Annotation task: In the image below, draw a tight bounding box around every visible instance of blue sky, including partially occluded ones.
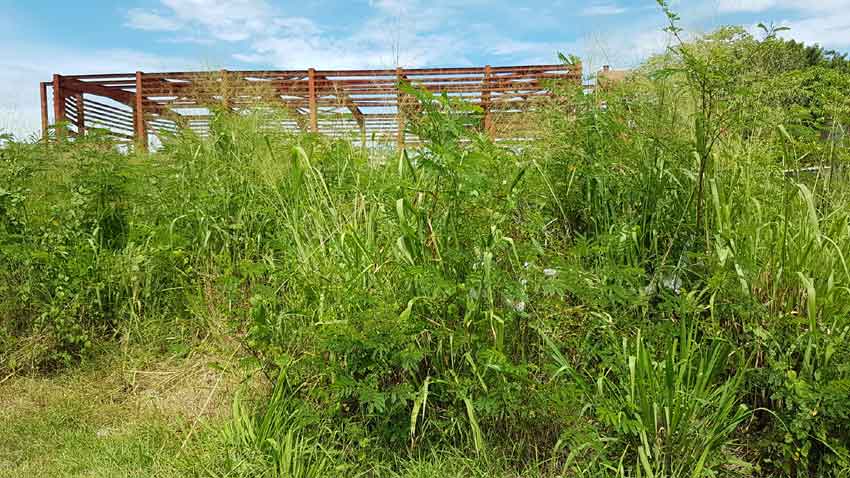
[2,0,849,138]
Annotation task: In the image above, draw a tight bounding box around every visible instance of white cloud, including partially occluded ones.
[581,3,627,16]
[123,0,411,68]
[272,17,322,37]
[577,27,675,74]
[369,0,415,16]
[630,29,675,59]
[713,0,850,50]
[125,0,316,43]
[716,0,779,13]
[236,26,466,70]
[778,12,850,49]
[488,39,578,65]
[125,0,469,69]
[235,37,396,69]
[118,0,658,77]
[717,0,850,13]
[125,9,183,31]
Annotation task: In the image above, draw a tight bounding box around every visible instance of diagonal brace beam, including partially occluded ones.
[60,77,135,105]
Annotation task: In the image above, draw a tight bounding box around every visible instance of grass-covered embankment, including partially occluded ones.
[2,17,850,478]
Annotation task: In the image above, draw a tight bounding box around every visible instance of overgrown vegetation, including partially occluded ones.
[2,7,850,477]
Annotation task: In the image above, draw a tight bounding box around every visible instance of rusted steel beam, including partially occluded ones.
[141,78,303,94]
[65,73,136,80]
[308,68,318,132]
[291,84,552,96]
[134,71,148,152]
[142,70,308,80]
[483,65,492,136]
[52,75,66,140]
[93,80,140,87]
[40,82,49,141]
[324,71,572,82]
[219,69,234,111]
[74,94,85,136]
[60,77,135,105]
[396,67,406,149]
[138,80,563,99]
[314,64,573,76]
[136,65,575,78]
[63,65,577,83]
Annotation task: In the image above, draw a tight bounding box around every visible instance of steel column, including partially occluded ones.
[40,82,49,141]
[52,74,65,140]
[396,67,405,149]
[308,68,318,133]
[483,65,492,137]
[134,71,148,151]
[74,94,85,136]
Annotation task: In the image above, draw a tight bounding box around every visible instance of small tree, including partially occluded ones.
[655,1,788,241]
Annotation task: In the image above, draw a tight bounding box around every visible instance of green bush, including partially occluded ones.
[2,13,850,477]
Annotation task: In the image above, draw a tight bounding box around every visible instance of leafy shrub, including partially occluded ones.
[220,370,332,478]
[2,11,850,477]
[545,322,749,477]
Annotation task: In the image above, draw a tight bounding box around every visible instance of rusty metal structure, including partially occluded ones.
[40,63,581,150]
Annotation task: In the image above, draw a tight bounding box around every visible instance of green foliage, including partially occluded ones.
[0,136,140,366]
[2,14,850,478]
[220,371,332,478]
[604,325,749,476]
[545,322,750,477]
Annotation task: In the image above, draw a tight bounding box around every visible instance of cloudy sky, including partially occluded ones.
[1,0,849,138]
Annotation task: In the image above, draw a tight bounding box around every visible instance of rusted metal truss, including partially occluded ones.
[41,63,581,150]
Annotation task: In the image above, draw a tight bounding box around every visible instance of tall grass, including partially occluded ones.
[2,20,850,478]
[221,371,331,478]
